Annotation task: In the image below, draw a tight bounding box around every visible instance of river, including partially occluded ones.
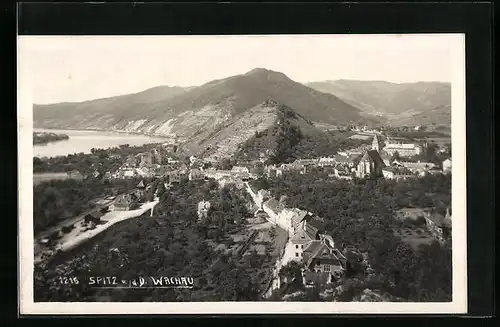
[33,128,168,158]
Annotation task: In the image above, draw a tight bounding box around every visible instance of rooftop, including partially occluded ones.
[360,150,386,167]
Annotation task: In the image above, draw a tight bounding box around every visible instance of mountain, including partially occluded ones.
[184,99,361,163]
[234,101,336,163]
[306,80,451,122]
[389,104,451,133]
[33,68,379,141]
[33,85,189,128]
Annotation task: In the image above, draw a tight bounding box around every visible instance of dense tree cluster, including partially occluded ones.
[269,171,452,301]
[34,179,272,302]
[33,179,118,234]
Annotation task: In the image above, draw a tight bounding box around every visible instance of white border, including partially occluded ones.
[18,34,467,315]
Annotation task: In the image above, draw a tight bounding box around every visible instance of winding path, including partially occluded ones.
[243,181,289,298]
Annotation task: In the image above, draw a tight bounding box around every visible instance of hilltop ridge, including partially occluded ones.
[34,68,378,144]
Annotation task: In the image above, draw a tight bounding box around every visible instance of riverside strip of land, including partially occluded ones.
[33,132,69,145]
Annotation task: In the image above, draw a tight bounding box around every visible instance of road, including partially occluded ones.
[35,195,120,241]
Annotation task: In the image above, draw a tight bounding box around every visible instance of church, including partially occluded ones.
[355,135,386,178]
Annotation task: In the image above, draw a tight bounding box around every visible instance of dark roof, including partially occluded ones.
[290,209,309,226]
[303,241,343,268]
[306,217,326,232]
[86,211,104,220]
[115,193,135,205]
[363,150,386,167]
[334,155,351,163]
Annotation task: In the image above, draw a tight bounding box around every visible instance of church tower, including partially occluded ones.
[371,135,380,152]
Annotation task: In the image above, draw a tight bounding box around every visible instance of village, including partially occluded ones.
[35,126,452,298]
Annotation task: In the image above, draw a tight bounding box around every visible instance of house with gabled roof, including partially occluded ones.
[302,238,347,285]
[289,228,316,262]
[84,211,104,225]
[294,158,319,167]
[355,149,386,178]
[318,156,336,167]
[395,207,433,221]
[303,217,324,240]
[168,170,184,184]
[334,154,357,169]
[424,211,452,244]
[382,166,415,180]
[285,208,309,235]
[189,168,205,181]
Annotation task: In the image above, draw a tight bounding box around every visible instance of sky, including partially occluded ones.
[18,34,460,104]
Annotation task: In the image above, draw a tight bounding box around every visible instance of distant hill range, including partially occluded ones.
[306,80,451,128]
[34,68,376,137]
[33,69,450,159]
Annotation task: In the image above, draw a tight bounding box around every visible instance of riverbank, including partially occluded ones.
[33,128,170,158]
[33,131,69,145]
[33,172,72,186]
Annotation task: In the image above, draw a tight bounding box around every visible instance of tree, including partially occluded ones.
[268,227,277,240]
[424,142,439,162]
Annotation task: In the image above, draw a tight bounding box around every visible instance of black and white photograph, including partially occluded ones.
[18,34,466,314]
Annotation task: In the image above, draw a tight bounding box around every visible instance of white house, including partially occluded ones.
[382,167,415,181]
[318,157,336,167]
[231,166,250,174]
[382,139,422,157]
[442,158,452,173]
[197,200,211,221]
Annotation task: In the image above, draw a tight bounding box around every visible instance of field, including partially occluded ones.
[33,172,71,185]
[394,226,435,250]
[348,134,373,140]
